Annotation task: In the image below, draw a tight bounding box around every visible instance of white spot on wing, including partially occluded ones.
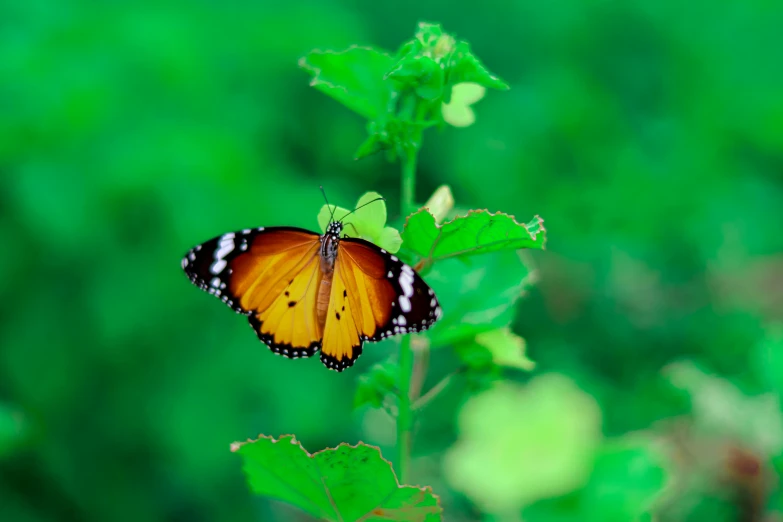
[397,315,406,326]
[210,277,221,287]
[210,232,235,274]
[399,296,411,312]
[399,267,415,298]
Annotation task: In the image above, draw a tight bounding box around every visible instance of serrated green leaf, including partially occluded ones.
[317,191,401,253]
[444,41,509,98]
[234,435,442,521]
[424,250,536,348]
[299,46,396,120]
[355,361,398,409]
[402,209,546,265]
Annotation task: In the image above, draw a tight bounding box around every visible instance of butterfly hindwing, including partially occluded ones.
[182,227,323,358]
[320,238,442,371]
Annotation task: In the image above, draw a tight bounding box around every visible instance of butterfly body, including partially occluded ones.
[182,221,441,371]
[316,222,341,330]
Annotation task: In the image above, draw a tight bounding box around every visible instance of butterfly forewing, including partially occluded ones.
[182,227,324,358]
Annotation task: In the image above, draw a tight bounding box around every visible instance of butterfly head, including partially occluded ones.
[325,221,343,238]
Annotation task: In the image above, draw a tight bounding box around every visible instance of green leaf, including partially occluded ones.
[317,191,402,253]
[441,83,486,128]
[444,375,602,514]
[401,209,546,265]
[233,435,442,521]
[354,118,436,161]
[580,438,667,522]
[299,46,396,120]
[475,327,536,371]
[421,185,455,224]
[424,250,536,349]
[355,361,398,409]
[444,41,509,100]
[386,56,445,100]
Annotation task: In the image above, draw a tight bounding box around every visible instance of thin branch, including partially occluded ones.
[412,369,464,411]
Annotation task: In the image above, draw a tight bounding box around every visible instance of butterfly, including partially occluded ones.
[180,201,442,372]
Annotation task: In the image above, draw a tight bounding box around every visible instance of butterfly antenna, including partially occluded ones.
[338,197,385,223]
[320,185,336,223]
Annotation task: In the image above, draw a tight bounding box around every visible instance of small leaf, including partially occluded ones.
[233,435,442,521]
[386,55,445,100]
[354,131,387,160]
[378,227,403,254]
[355,361,398,409]
[422,185,455,224]
[475,327,536,371]
[441,82,486,127]
[353,118,436,161]
[317,191,402,253]
[402,209,546,265]
[444,41,509,99]
[414,22,448,49]
[300,46,396,120]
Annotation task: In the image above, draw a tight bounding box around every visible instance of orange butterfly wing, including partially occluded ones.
[320,238,442,371]
[182,227,324,358]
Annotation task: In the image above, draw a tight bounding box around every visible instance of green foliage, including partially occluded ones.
[300,21,508,161]
[401,209,546,266]
[441,83,486,127]
[443,375,602,515]
[579,439,667,522]
[299,47,395,120]
[4,1,783,521]
[234,435,442,521]
[425,250,537,348]
[355,361,398,409]
[0,403,26,459]
[387,22,509,102]
[317,191,402,252]
[475,327,536,371]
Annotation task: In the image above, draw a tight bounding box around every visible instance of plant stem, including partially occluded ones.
[401,144,417,217]
[396,145,418,484]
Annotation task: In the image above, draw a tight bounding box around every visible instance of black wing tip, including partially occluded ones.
[248,315,321,359]
[320,345,363,372]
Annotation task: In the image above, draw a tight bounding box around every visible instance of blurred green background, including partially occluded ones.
[2,1,783,521]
